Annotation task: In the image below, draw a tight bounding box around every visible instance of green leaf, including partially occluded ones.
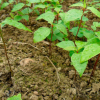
[95,31,100,39]
[1,2,9,10]
[33,27,51,43]
[83,28,95,39]
[12,3,25,12]
[36,11,55,24]
[27,0,40,3]
[71,53,88,77]
[75,41,86,50]
[70,27,84,37]
[81,44,100,63]
[14,15,22,21]
[21,8,32,14]
[55,24,68,35]
[87,7,100,18]
[70,2,84,7]
[22,15,29,21]
[60,9,83,23]
[7,93,22,100]
[91,22,100,30]
[9,0,14,3]
[2,18,32,32]
[86,37,100,45]
[56,41,76,51]
[34,4,46,9]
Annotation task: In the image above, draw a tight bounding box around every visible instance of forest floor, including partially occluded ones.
[0,0,100,100]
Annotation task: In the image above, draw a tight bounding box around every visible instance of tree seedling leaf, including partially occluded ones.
[95,31,100,39]
[12,3,25,12]
[2,18,32,32]
[55,24,68,35]
[1,2,9,10]
[56,41,76,51]
[36,11,55,24]
[71,53,88,77]
[7,93,22,100]
[81,44,100,63]
[33,27,51,43]
[87,7,100,18]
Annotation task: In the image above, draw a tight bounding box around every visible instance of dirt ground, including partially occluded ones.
[0,0,100,100]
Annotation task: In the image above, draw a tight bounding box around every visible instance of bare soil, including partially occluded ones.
[0,0,100,100]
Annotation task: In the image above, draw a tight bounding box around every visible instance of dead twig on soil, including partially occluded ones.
[45,56,60,85]
[11,42,40,51]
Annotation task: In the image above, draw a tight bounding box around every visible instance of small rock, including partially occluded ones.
[70,80,73,85]
[44,72,48,76]
[44,96,49,100]
[29,94,38,100]
[33,91,38,95]
[71,88,76,95]
[0,90,4,97]
[69,70,75,79]
[80,81,87,88]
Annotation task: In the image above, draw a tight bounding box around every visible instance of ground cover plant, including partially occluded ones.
[0,0,100,99]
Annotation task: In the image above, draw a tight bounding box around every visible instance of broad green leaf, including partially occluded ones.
[91,22,100,30]
[33,27,51,43]
[83,28,95,39]
[47,29,64,41]
[27,0,40,3]
[56,41,76,51]
[70,27,84,37]
[14,15,22,21]
[81,44,100,63]
[95,31,100,39]
[7,93,22,100]
[70,2,84,7]
[34,4,46,9]
[60,9,83,23]
[75,41,86,50]
[12,3,25,12]
[71,53,88,77]
[86,37,100,45]
[36,11,55,24]
[21,8,32,14]
[76,16,88,21]
[1,2,9,10]
[55,24,68,35]
[87,7,100,18]
[2,18,32,32]
[9,0,14,3]
[22,15,29,21]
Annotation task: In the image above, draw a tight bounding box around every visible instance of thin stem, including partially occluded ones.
[0,28,13,77]
[88,54,100,84]
[73,8,85,80]
[49,24,53,55]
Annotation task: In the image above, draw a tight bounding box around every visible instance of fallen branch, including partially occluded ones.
[12,42,40,51]
[45,56,60,85]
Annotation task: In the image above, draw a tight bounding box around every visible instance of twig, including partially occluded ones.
[12,42,40,51]
[45,56,60,84]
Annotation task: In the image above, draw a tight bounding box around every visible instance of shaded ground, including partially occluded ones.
[0,0,100,100]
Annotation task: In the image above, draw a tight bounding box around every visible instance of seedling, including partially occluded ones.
[57,0,100,83]
[33,0,67,54]
[0,16,32,86]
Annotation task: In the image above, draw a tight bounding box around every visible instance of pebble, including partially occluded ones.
[33,91,38,95]
[69,70,75,79]
[29,94,38,100]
